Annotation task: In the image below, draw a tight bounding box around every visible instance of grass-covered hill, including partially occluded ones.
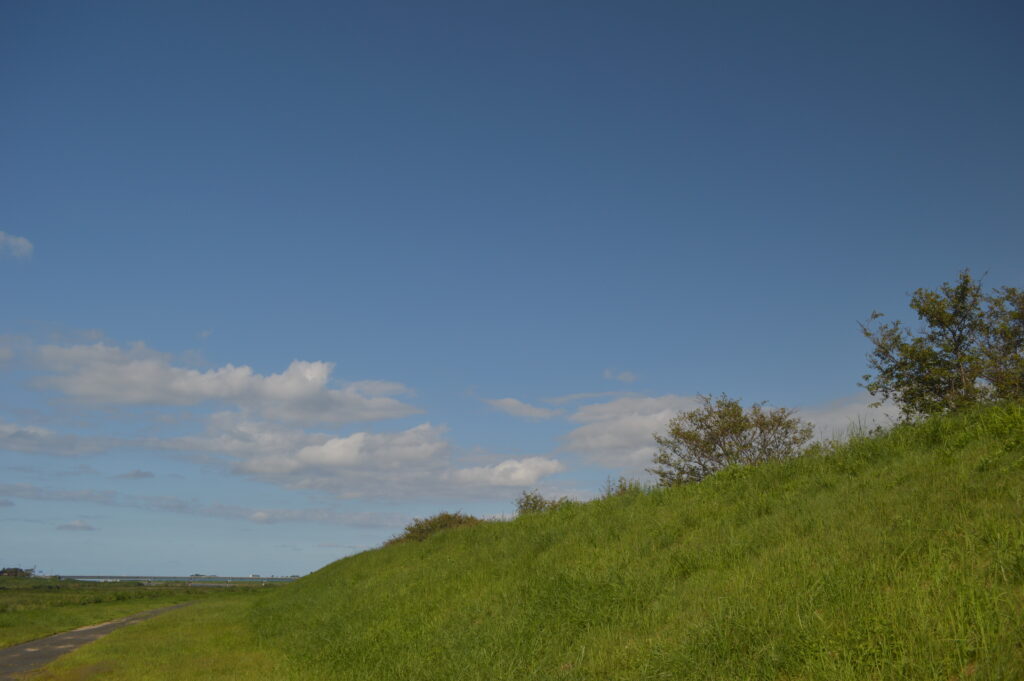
[35,402,1024,681]
[246,402,1024,681]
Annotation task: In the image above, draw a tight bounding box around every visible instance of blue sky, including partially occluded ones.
[2,0,1022,576]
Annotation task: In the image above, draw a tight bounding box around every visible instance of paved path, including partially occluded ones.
[0,603,191,680]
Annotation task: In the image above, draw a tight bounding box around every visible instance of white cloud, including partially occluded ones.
[797,393,901,440]
[240,423,449,476]
[57,519,96,531]
[0,231,33,258]
[34,342,419,425]
[162,412,331,459]
[0,419,112,456]
[451,457,564,486]
[564,395,702,467]
[165,413,565,497]
[602,369,637,383]
[543,391,622,405]
[484,397,561,420]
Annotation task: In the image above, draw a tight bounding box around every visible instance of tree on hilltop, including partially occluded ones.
[861,270,1024,419]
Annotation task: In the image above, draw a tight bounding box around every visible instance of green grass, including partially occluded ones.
[29,402,1024,680]
[31,598,291,681]
[0,577,269,648]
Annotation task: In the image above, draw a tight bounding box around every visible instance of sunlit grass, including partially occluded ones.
[0,579,265,648]
[30,599,292,681]
[32,402,1024,680]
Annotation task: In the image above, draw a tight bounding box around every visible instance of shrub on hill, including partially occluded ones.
[384,511,481,546]
[514,489,575,515]
[648,393,814,485]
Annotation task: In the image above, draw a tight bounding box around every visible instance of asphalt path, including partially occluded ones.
[0,603,192,680]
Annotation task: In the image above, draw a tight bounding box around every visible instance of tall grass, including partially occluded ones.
[35,402,1024,680]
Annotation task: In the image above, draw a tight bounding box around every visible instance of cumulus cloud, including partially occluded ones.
[484,397,561,420]
[33,342,419,425]
[0,419,113,456]
[451,457,564,486]
[563,395,702,467]
[238,423,449,477]
[57,519,96,531]
[162,415,562,498]
[602,369,637,383]
[0,232,33,258]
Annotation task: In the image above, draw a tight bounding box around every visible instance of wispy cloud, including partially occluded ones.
[484,397,561,420]
[0,483,405,528]
[602,369,637,383]
[796,393,901,439]
[543,391,622,405]
[0,419,114,456]
[0,232,33,259]
[451,457,564,486]
[157,412,331,458]
[57,519,96,531]
[32,342,419,425]
[563,395,702,468]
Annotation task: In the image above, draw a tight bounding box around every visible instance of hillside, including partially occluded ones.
[246,402,1024,681]
[30,403,1024,681]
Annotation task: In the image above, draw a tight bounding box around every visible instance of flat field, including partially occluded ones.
[0,577,272,648]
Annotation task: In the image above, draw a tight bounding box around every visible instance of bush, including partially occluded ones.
[0,567,35,578]
[514,489,574,515]
[648,394,814,485]
[384,512,480,546]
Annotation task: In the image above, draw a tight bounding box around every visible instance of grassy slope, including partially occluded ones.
[40,403,1024,680]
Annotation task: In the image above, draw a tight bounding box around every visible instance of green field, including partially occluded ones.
[0,577,271,648]
[21,402,1024,680]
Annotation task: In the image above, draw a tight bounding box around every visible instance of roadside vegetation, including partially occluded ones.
[0,576,273,648]
[19,270,1024,679]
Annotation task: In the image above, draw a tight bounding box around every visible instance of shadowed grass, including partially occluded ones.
[31,402,1024,680]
